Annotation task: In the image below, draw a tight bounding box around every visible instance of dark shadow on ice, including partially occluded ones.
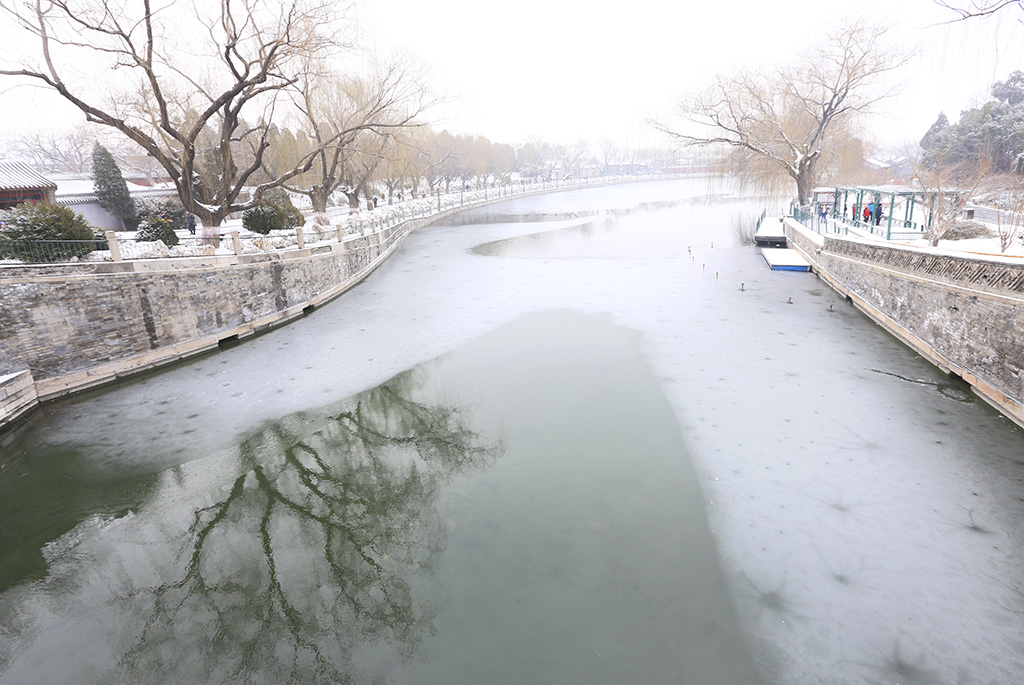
[859,633,942,685]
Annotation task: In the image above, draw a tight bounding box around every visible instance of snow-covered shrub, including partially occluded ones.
[244,188,304,234]
[136,216,180,246]
[242,204,280,235]
[137,197,187,232]
[945,220,993,240]
[0,202,97,262]
[263,188,304,228]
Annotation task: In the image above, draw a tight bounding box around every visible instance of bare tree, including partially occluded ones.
[0,0,347,226]
[4,123,101,173]
[341,129,389,210]
[934,1,1023,20]
[392,126,440,199]
[286,57,428,213]
[428,130,464,194]
[653,20,907,206]
[371,132,407,204]
[559,140,590,179]
[915,156,989,246]
[598,138,623,175]
[993,178,1024,252]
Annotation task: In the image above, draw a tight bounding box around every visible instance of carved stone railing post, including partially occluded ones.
[105,231,122,262]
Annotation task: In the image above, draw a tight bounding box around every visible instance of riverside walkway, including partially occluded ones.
[1,176,656,265]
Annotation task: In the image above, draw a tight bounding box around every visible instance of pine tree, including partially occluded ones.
[92,142,138,230]
[919,113,949,152]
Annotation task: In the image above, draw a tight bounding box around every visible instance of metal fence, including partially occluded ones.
[754,209,767,232]
[855,220,928,242]
[791,207,850,237]
[0,238,105,263]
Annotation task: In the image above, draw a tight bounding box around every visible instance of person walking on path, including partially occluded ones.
[186,211,196,235]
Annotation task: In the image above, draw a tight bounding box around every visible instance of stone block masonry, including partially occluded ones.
[0,210,447,430]
[0,370,38,436]
[784,219,1024,429]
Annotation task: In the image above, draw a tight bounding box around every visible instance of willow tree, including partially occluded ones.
[0,0,345,226]
[654,20,906,206]
[286,58,428,213]
[375,130,420,204]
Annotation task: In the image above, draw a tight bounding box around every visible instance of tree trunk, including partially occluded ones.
[191,205,227,228]
[795,158,816,207]
[310,185,329,214]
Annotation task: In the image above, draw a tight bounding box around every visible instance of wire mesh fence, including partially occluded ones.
[0,238,107,263]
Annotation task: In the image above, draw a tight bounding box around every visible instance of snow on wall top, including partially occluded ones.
[0,160,57,192]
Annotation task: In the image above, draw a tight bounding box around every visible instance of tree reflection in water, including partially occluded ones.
[118,370,502,683]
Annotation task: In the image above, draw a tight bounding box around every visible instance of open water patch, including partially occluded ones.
[0,309,761,684]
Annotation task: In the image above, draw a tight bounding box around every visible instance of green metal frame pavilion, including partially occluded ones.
[814,185,968,241]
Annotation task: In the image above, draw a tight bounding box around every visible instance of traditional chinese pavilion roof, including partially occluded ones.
[0,161,57,192]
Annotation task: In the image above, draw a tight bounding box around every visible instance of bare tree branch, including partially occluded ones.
[0,0,346,226]
[933,0,1023,22]
[651,19,908,205]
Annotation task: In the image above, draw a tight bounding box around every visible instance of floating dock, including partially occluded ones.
[761,248,811,272]
[754,217,788,247]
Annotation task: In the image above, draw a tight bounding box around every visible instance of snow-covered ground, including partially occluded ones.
[902,234,1024,258]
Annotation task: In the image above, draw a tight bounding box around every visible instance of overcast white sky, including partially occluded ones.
[357,0,1024,152]
[0,0,1020,155]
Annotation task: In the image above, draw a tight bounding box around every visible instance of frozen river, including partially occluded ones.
[2,179,1024,683]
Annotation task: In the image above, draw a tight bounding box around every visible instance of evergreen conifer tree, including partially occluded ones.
[92,142,138,230]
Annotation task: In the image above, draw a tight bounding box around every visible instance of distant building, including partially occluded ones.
[0,161,57,209]
[51,172,178,230]
[662,161,713,174]
[865,156,915,184]
[602,163,649,176]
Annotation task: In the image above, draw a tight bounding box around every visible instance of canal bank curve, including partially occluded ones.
[0,178,649,432]
[784,218,1024,430]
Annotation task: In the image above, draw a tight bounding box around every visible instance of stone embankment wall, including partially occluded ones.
[0,208,455,431]
[1,177,668,432]
[0,371,37,441]
[784,218,1024,428]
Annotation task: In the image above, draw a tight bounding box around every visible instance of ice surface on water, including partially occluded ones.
[3,179,1024,683]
